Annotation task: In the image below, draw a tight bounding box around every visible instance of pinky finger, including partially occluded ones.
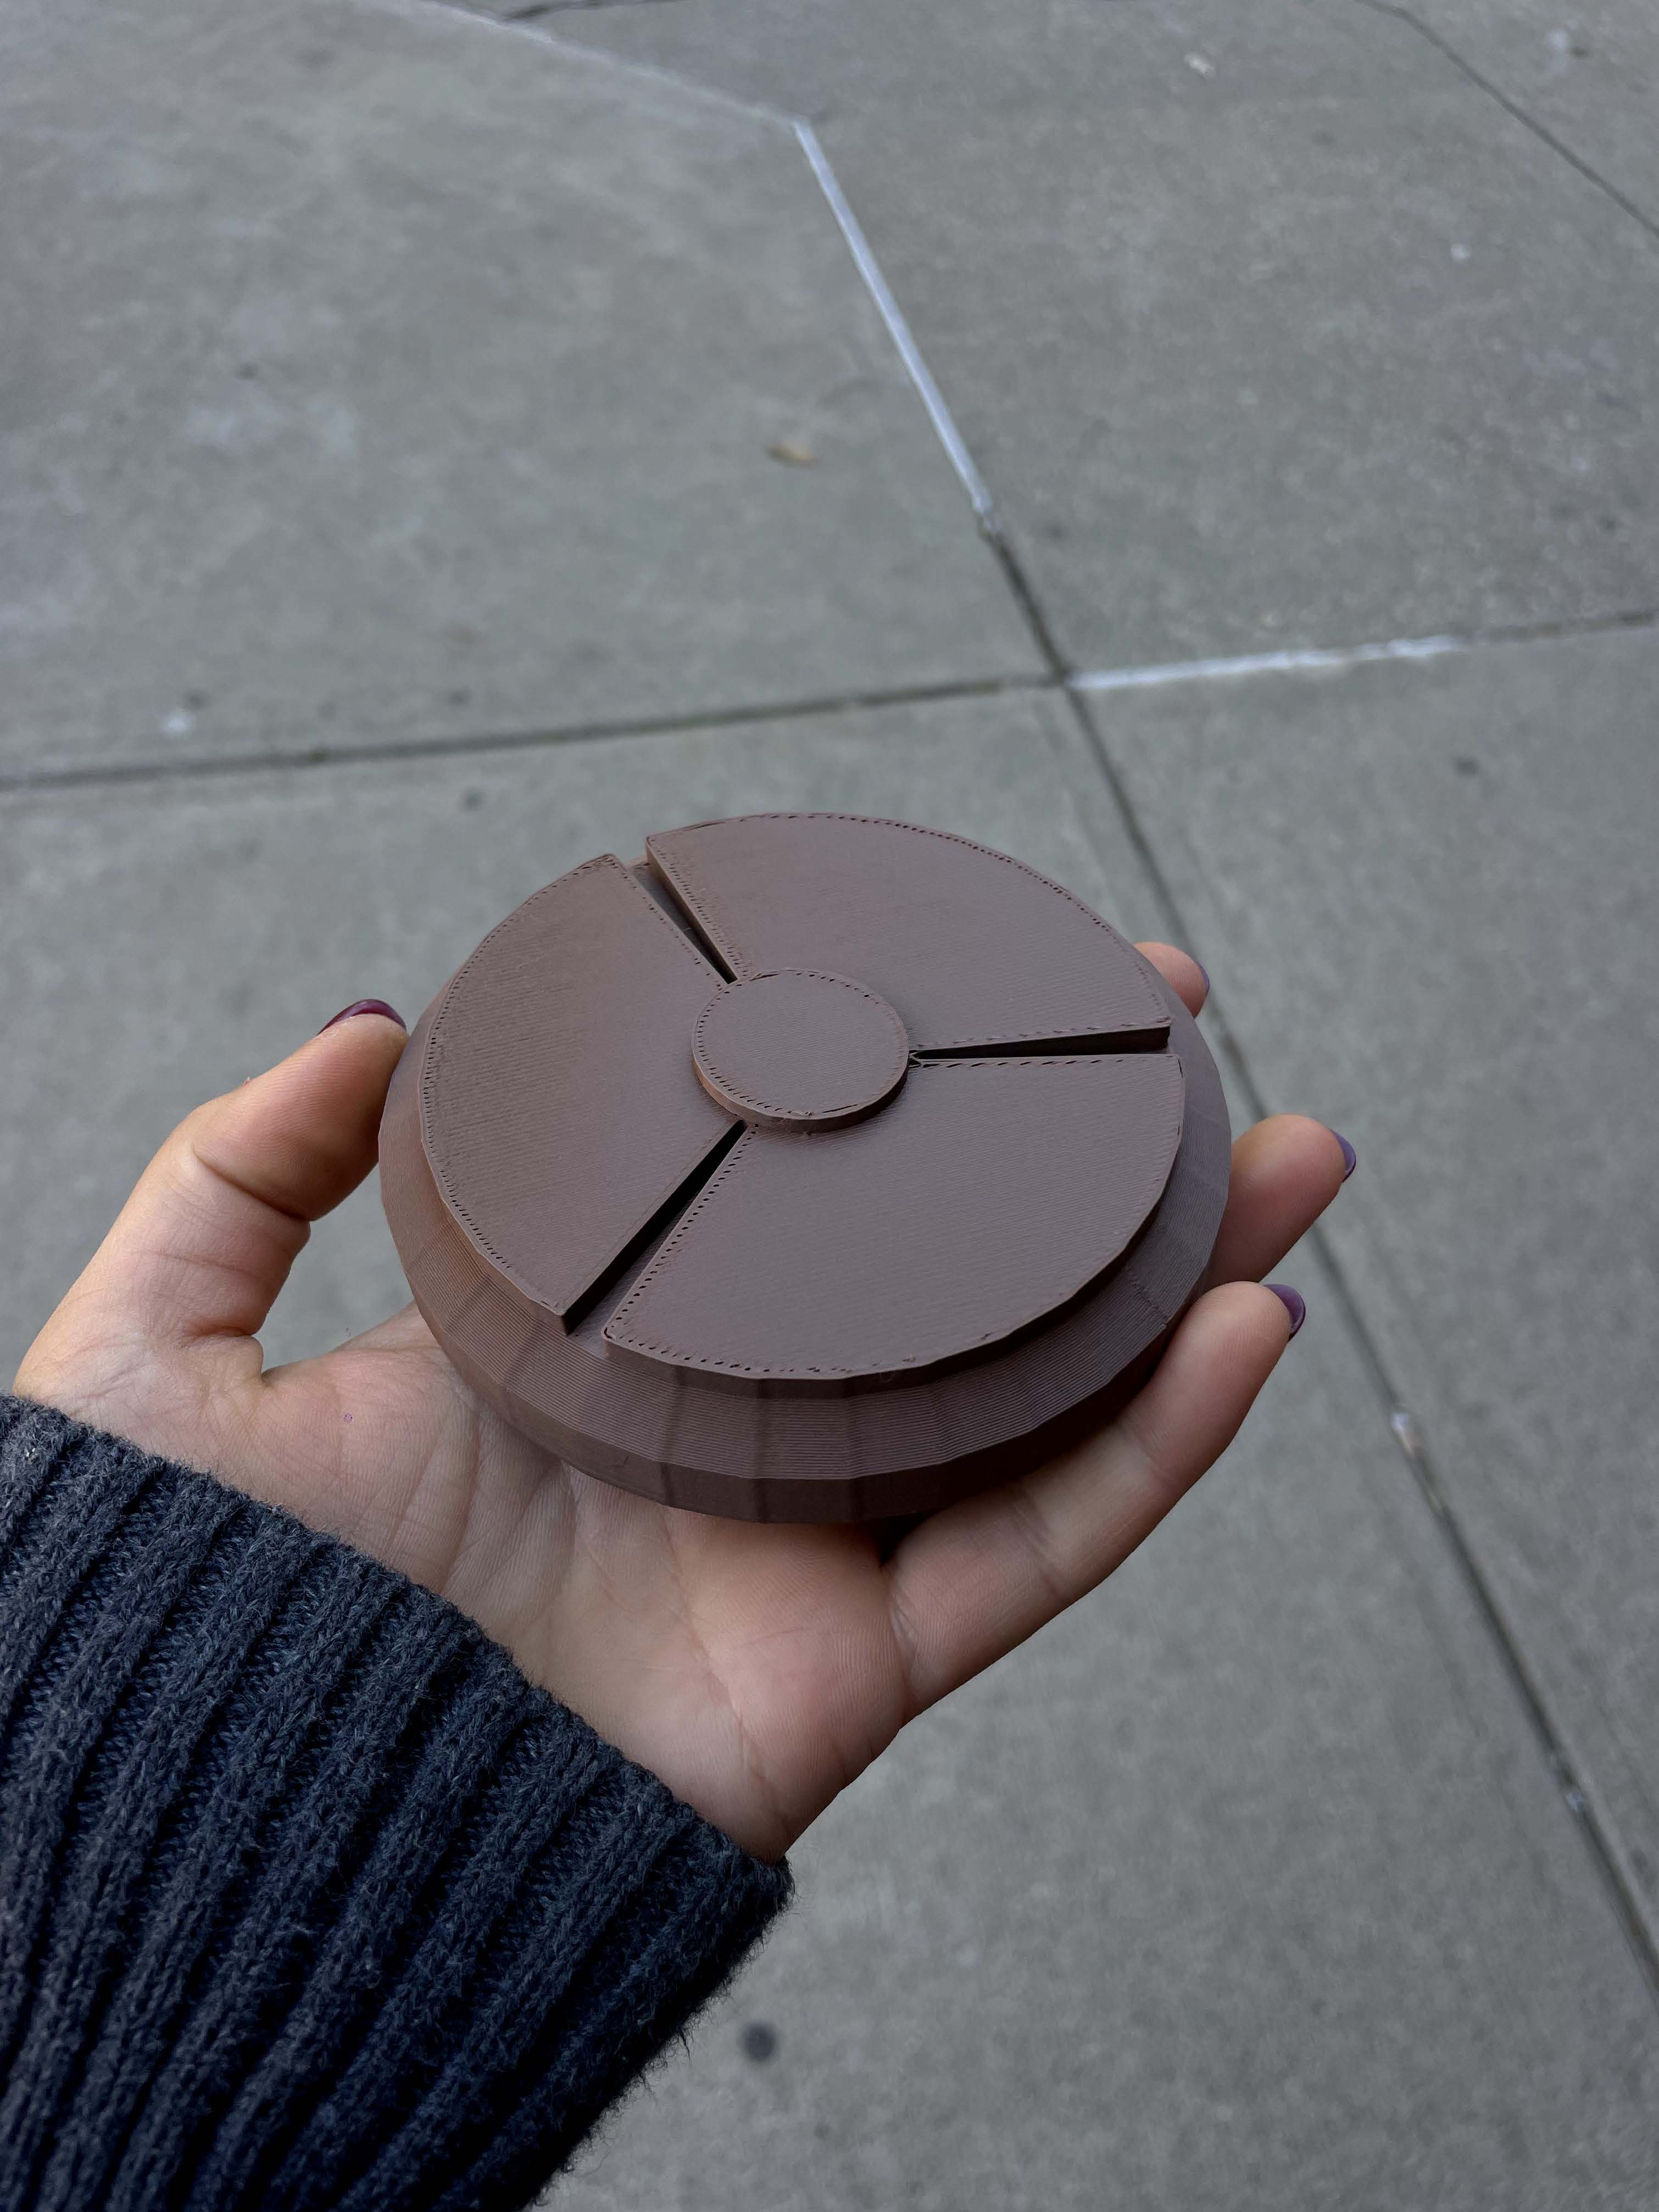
[884,1281,1294,1717]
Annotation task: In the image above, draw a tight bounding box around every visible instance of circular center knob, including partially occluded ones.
[692,971,910,1130]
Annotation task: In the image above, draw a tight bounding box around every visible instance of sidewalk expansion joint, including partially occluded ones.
[1068,679,1659,2011]
[1071,607,1659,693]
[409,0,793,132]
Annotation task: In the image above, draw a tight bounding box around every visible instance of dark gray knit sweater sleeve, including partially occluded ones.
[0,1396,791,2212]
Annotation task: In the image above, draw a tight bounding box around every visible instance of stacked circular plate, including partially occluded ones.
[380,814,1231,1520]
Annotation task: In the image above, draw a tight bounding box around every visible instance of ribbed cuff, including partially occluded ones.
[0,1396,790,2212]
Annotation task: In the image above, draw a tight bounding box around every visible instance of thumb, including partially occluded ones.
[18,1003,408,1388]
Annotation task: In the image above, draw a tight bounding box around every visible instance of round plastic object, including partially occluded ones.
[380,814,1231,1522]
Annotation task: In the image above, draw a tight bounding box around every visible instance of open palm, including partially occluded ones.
[15,956,1345,1861]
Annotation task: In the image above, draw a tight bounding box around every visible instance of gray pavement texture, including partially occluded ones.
[2,0,1034,775]
[558,0,1659,665]
[3,0,1658,2207]
[1405,0,1659,227]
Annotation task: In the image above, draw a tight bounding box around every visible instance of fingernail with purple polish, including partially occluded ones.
[1332,1130,1357,1182]
[1267,1284,1306,1340]
[1194,960,1211,999]
[319,999,405,1034]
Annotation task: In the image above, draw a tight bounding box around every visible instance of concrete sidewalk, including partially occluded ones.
[4,3,1657,2204]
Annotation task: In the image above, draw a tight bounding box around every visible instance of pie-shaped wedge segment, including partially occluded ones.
[645,814,1170,1054]
[419,854,736,1318]
[603,1053,1184,1380]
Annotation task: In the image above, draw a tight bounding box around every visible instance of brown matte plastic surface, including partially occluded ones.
[605,1055,1183,1380]
[419,853,735,1318]
[381,814,1231,1522]
[689,969,910,1130]
[647,814,1172,1052]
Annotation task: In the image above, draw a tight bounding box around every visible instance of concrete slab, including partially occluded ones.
[556,1307,1659,2210]
[559,0,1659,666]
[0,0,1036,776]
[545,0,1446,123]
[1407,0,1659,230]
[4,692,1657,2207]
[1086,620,1659,1940]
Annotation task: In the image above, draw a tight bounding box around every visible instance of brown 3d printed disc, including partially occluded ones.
[380,815,1231,1522]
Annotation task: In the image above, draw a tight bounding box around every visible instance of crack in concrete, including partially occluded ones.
[0,676,1052,796]
[7,599,1653,796]
[1356,0,1659,249]
[1064,670,1659,2001]
[1064,666,1659,2012]
[436,0,676,21]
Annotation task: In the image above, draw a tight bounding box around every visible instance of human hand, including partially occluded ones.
[15,952,1348,1862]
